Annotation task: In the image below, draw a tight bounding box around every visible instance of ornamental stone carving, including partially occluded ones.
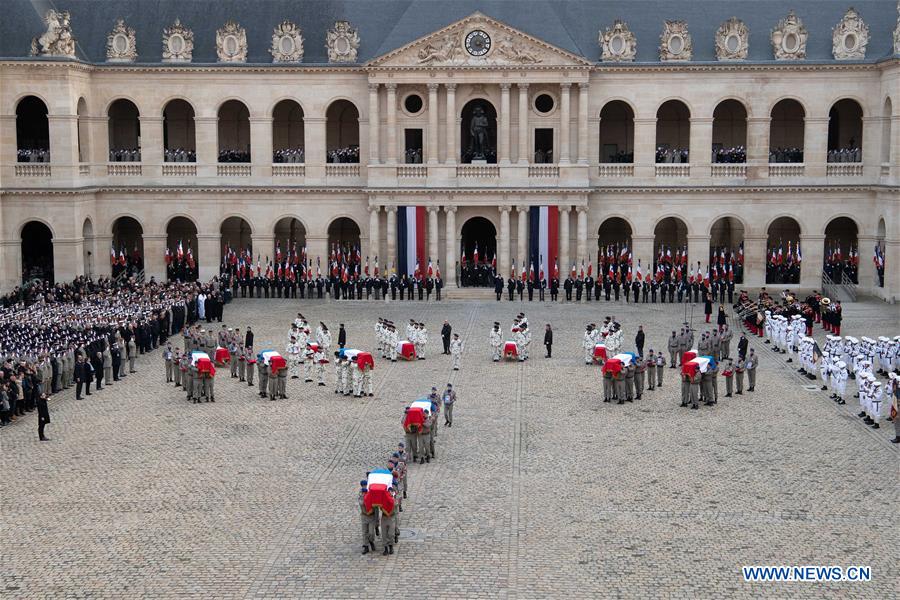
[832,7,869,59]
[270,20,304,62]
[30,10,76,58]
[162,19,193,63]
[417,33,461,63]
[771,11,808,60]
[216,20,247,62]
[659,21,692,61]
[326,20,359,63]
[599,20,637,62]
[715,17,748,60]
[495,35,542,63]
[106,19,137,62]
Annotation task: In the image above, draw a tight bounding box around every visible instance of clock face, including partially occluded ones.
[465,30,491,56]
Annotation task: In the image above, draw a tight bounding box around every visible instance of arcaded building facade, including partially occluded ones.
[1,0,899,299]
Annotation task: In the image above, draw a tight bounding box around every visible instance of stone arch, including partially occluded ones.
[828,98,863,161]
[655,100,691,162]
[881,97,893,164]
[21,220,54,284]
[325,99,360,162]
[766,216,802,284]
[82,217,95,278]
[15,95,50,161]
[163,99,196,161]
[217,99,251,161]
[460,216,497,287]
[107,98,141,159]
[599,100,634,163]
[823,216,859,283]
[653,216,688,273]
[220,216,253,264]
[272,99,305,162]
[273,217,307,258]
[709,216,746,283]
[76,97,89,162]
[327,216,361,255]
[597,216,633,256]
[166,216,198,281]
[712,99,748,162]
[769,98,805,162]
[460,98,498,164]
[111,216,144,276]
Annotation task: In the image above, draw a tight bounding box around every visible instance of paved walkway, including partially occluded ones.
[2,298,897,599]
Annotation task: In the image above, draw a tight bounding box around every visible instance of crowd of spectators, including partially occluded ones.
[218,149,251,163]
[533,149,554,164]
[655,147,690,163]
[827,147,862,163]
[712,146,746,163]
[17,148,50,163]
[273,148,305,163]
[327,146,360,163]
[164,148,196,163]
[601,150,634,164]
[769,147,804,163]
[109,148,141,162]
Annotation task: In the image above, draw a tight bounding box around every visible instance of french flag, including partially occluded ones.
[397,206,426,278]
[529,206,558,282]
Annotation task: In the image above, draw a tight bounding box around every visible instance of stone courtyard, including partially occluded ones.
[2,297,897,599]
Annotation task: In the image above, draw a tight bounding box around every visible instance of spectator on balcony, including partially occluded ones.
[17,148,50,163]
[218,149,251,163]
[404,148,423,164]
[273,148,305,163]
[327,146,360,164]
[769,147,803,163]
[712,146,746,164]
[109,148,141,162]
[655,147,689,164]
[165,148,196,163]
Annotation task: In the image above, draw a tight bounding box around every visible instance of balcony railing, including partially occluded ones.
[826,163,863,177]
[162,164,197,176]
[15,164,51,177]
[272,164,306,177]
[397,165,427,178]
[107,163,142,176]
[457,164,499,178]
[326,163,360,177]
[655,163,690,177]
[597,164,634,177]
[769,163,805,177]
[711,163,747,178]
[217,164,251,177]
[527,165,559,178]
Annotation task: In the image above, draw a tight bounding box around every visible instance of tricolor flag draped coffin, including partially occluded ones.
[529,206,558,281]
[397,206,426,278]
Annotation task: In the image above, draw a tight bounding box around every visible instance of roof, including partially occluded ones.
[1,0,897,65]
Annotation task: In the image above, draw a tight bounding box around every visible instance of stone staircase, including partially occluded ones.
[444,287,495,300]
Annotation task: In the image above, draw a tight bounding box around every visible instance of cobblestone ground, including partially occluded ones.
[2,295,897,599]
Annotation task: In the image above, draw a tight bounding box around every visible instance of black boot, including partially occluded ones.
[388,545,394,554]
[362,545,369,554]
[383,546,390,556]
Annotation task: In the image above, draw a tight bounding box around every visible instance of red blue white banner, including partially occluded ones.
[529,206,558,280]
[397,206,426,278]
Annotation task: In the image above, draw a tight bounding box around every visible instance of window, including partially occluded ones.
[403,94,424,116]
[534,128,553,163]
[404,129,423,164]
[534,94,555,115]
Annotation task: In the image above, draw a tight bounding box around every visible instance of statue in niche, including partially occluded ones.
[468,105,491,160]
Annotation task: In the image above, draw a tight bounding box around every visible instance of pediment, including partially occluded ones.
[368,12,591,68]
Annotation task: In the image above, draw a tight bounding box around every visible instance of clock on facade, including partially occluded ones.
[465,30,491,56]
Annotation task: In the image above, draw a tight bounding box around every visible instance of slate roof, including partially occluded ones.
[1,0,896,65]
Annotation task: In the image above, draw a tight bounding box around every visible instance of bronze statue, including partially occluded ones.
[468,105,491,160]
